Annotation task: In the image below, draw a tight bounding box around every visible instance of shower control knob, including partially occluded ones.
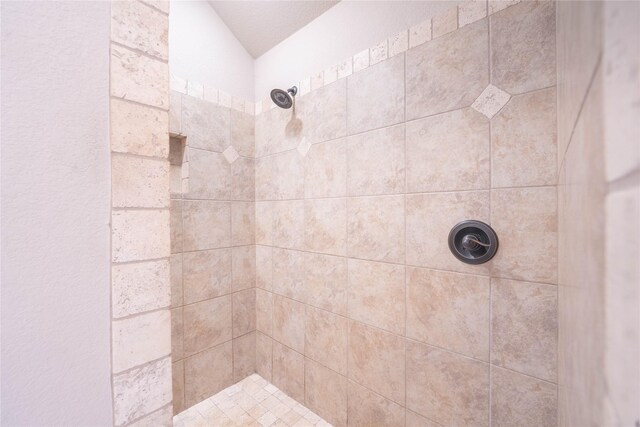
[448,220,498,265]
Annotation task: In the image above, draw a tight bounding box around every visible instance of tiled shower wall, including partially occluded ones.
[169,89,257,414]
[557,2,640,426]
[254,2,558,426]
[109,1,173,426]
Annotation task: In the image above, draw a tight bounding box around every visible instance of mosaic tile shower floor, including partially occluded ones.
[173,374,333,427]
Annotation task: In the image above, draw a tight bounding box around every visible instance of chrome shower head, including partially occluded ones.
[270,86,297,109]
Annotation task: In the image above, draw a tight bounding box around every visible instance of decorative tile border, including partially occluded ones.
[254,0,522,113]
[170,73,256,115]
[171,0,522,118]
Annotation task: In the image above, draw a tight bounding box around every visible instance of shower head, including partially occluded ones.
[270,86,298,109]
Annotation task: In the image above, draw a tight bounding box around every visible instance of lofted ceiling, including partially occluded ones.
[208,1,339,58]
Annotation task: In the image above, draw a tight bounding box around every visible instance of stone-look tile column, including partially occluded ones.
[109,1,172,426]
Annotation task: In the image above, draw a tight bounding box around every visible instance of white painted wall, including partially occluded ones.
[254,0,460,99]
[1,1,113,425]
[170,1,255,101]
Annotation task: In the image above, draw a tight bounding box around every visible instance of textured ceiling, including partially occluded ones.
[208,1,339,58]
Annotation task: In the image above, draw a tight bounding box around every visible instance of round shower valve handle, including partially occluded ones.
[448,220,498,265]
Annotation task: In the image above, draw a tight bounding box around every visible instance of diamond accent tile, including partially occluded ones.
[471,84,512,118]
[297,138,311,157]
[223,145,239,164]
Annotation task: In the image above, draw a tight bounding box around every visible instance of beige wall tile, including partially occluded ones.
[406,191,490,275]
[557,66,607,427]
[490,1,556,94]
[112,259,170,318]
[432,6,458,38]
[488,0,520,15]
[170,254,183,308]
[406,19,488,120]
[172,360,185,415]
[348,381,405,427]
[407,21,489,119]
[556,1,601,157]
[111,98,169,158]
[231,202,255,246]
[169,91,181,135]
[304,252,348,315]
[232,289,256,338]
[181,95,230,152]
[406,108,489,192]
[347,54,405,134]
[352,49,370,73]
[348,321,405,404]
[255,201,274,245]
[348,259,405,335]
[112,210,170,262]
[305,306,348,375]
[491,278,557,382]
[272,341,305,403]
[170,200,182,254]
[369,40,388,65]
[231,157,255,201]
[406,341,489,427]
[182,248,232,304]
[111,44,168,109]
[406,267,490,360]
[337,58,353,79]
[113,357,172,426]
[490,187,557,284]
[405,410,441,427]
[187,149,230,199]
[301,79,347,144]
[324,64,338,85]
[347,124,405,196]
[304,198,347,256]
[232,245,256,292]
[184,341,233,408]
[256,332,273,381]
[129,405,172,427]
[272,248,305,301]
[409,19,432,48]
[230,110,255,157]
[347,195,405,263]
[272,150,304,200]
[492,366,557,427]
[459,1,487,27]
[304,138,347,199]
[255,106,303,157]
[256,245,273,290]
[256,288,273,336]
[171,307,183,360]
[112,310,171,373]
[255,156,275,200]
[389,30,409,57]
[273,295,305,353]
[272,200,305,250]
[182,296,232,356]
[182,200,231,251]
[492,88,557,188]
[305,359,348,426]
[111,0,168,60]
[233,332,256,381]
